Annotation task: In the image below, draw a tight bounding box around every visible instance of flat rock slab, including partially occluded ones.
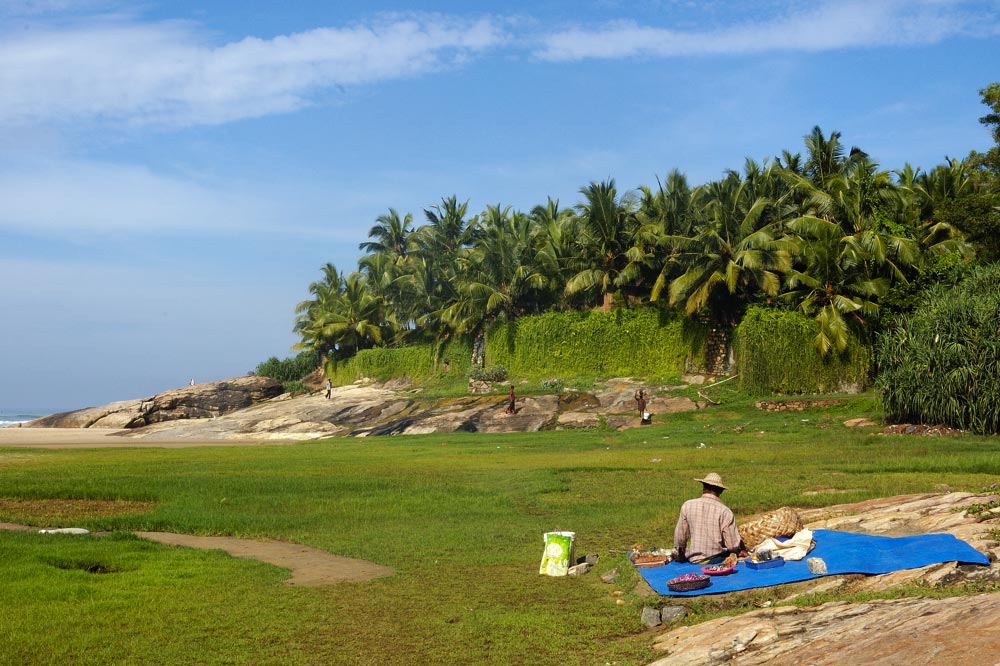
[651,593,1000,665]
[136,532,394,585]
[17,377,705,441]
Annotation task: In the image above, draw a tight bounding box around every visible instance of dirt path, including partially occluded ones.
[1,521,394,585]
[135,532,394,585]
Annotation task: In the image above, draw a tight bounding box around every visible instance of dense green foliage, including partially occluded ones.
[877,263,1000,434]
[735,307,873,395]
[292,87,1000,370]
[4,402,1000,664]
[486,308,699,380]
[254,350,320,382]
[327,340,471,384]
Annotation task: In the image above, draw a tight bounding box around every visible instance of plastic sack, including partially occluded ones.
[539,531,575,576]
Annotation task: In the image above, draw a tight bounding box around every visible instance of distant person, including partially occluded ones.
[634,388,647,419]
[324,378,332,399]
[505,385,516,414]
[189,379,195,386]
[672,472,743,565]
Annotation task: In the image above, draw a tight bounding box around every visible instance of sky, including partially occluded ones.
[1,0,998,412]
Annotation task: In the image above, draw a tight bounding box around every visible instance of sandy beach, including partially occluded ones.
[0,427,291,449]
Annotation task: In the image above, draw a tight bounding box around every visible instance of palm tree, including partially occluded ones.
[780,151,921,353]
[668,168,792,327]
[530,197,576,310]
[443,205,546,341]
[565,179,641,312]
[293,263,346,363]
[638,169,694,303]
[401,196,476,344]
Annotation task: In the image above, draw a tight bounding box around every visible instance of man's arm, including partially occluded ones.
[672,508,690,562]
[721,512,743,555]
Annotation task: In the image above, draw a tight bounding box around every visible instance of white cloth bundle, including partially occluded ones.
[753,528,815,561]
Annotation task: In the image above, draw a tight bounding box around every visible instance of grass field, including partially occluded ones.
[2,393,1000,665]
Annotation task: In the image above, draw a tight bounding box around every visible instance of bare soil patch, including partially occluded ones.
[0,497,393,586]
[135,532,394,586]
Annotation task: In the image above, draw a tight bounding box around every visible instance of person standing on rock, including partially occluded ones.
[505,385,516,414]
[634,389,647,420]
[324,378,332,399]
[672,472,743,564]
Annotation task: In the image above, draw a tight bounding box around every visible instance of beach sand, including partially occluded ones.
[0,427,291,449]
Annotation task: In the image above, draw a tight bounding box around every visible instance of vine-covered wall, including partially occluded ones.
[328,340,471,385]
[485,308,702,380]
[734,307,873,395]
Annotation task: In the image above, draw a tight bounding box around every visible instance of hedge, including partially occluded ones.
[484,308,700,380]
[328,340,471,385]
[734,307,873,396]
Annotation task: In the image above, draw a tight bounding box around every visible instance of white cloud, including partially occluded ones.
[0,155,430,240]
[0,158,271,233]
[0,13,507,126]
[535,0,997,60]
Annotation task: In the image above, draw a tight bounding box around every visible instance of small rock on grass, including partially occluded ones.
[660,606,687,623]
[601,567,620,583]
[641,607,662,628]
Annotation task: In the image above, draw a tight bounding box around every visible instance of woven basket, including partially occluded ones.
[667,575,710,592]
[738,506,803,550]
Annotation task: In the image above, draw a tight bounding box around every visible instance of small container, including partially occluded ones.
[745,556,785,570]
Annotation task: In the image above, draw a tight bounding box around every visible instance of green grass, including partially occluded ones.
[2,396,1000,665]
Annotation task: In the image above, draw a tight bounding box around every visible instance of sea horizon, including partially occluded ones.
[0,407,69,427]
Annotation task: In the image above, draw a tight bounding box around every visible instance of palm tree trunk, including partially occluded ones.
[602,291,613,312]
[471,333,485,368]
[705,327,731,375]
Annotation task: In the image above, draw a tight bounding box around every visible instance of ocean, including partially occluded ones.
[0,408,62,428]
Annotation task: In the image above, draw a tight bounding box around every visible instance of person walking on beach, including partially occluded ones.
[324,378,332,399]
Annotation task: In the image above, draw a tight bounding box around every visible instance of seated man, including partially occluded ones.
[672,472,743,564]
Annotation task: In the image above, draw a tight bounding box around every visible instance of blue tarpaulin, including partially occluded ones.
[640,529,990,596]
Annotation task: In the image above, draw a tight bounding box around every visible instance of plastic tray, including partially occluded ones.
[746,556,785,569]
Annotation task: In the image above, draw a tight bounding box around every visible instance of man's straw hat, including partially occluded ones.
[694,472,727,490]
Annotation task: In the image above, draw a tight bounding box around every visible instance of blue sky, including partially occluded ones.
[1,0,998,412]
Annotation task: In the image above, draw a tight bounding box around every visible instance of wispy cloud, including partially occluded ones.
[0,13,507,126]
[535,0,998,61]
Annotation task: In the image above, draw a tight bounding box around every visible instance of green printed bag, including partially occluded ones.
[538,531,575,576]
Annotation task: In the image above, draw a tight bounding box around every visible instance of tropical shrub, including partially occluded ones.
[876,263,1000,434]
[254,350,320,382]
[469,365,508,383]
[734,307,873,395]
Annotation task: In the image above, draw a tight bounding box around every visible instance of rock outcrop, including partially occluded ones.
[26,376,283,429]
[24,378,704,440]
[647,492,1000,665]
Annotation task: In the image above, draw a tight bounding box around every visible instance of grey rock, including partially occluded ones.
[24,376,704,441]
[601,567,620,584]
[807,557,828,574]
[642,606,663,628]
[660,606,688,623]
[26,376,283,429]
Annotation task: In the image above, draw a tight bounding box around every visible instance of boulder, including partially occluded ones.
[27,376,283,429]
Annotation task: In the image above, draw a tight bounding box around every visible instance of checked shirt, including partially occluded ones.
[673,493,741,563]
